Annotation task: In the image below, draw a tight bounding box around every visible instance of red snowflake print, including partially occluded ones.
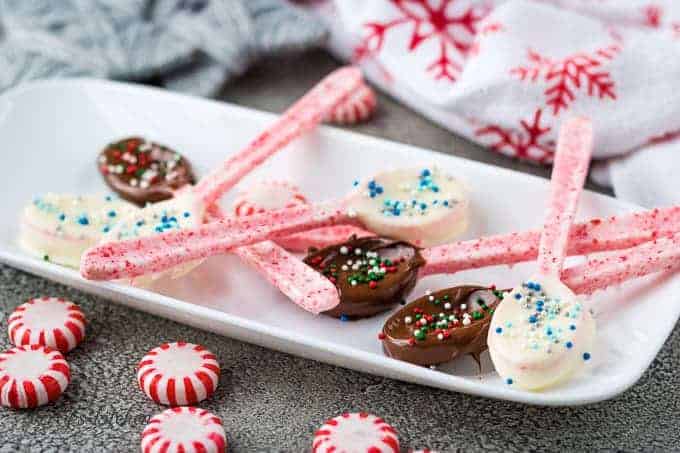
[643,5,662,28]
[511,44,621,115]
[480,21,503,36]
[475,109,555,163]
[354,0,491,82]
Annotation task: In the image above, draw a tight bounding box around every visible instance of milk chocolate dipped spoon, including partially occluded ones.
[81,166,470,280]
[98,137,196,206]
[81,67,363,281]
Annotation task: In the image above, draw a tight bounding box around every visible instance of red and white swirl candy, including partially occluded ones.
[137,342,220,406]
[313,412,399,453]
[0,345,71,409]
[325,83,377,125]
[141,406,227,453]
[8,296,86,353]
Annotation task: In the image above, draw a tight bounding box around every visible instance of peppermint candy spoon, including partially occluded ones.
[81,166,470,280]
[488,117,595,391]
[89,66,364,281]
[383,230,680,367]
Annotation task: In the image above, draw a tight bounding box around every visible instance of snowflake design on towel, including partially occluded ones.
[354,0,492,82]
[511,44,621,115]
[475,109,554,163]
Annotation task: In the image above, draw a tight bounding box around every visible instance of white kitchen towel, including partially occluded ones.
[300,0,680,207]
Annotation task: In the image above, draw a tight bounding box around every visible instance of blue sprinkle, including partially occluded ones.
[370,192,376,198]
[421,169,431,177]
[393,209,401,216]
[495,327,503,334]
[155,226,164,232]
[419,203,427,210]
[77,215,89,226]
[58,213,66,221]
[105,195,113,202]
[411,200,417,206]
[183,211,191,218]
[375,186,383,194]
[432,200,438,205]
[136,220,145,227]
[431,186,439,192]
[506,378,513,385]
[570,324,576,331]
[102,226,110,233]
[514,293,522,300]
[339,314,349,322]
[536,300,544,306]
[534,283,541,291]
[546,328,553,336]
[108,210,116,218]
[443,200,449,207]
[161,215,168,223]
[583,352,591,361]
[169,216,177,223]
[536,306,543,312]
[528,315,537,324]
[566,341,573,349]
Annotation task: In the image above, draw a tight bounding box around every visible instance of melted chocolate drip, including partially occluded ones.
[381,286,502,366]
[304,236,425,318]
[98,137,195,206]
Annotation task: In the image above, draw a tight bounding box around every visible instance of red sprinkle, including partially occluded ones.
[378,332,386,340]
[369,281,378,289]
[408,338,415,346]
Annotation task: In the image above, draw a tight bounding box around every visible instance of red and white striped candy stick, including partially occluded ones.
[91,66,364,281]
[205,195,341,314]
[231,180,371,252]
[419,205,680,277]
[82,167,470,280]
[489,117,595,391]
[562,231,680,295]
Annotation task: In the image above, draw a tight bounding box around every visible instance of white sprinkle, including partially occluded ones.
[460,304,467,310]
[404,316,413,324]
[341,265,349,271]
[444,302,452,310]
[347,260,353,265]
[428,295,435,302]
[339,246,349,255]
[425,289,432,296]
[463,312,471,319]
[140,180,149,189]
[448,315,456,321]
[350,280,357,286]
[130,178,138,187]
[355,248,362,255]
[437,333,444,341]
[463,317,471,326]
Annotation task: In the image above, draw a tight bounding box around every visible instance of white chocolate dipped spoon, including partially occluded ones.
[488,117,596,391]
[91,67,363,281]
[81,166,470,281]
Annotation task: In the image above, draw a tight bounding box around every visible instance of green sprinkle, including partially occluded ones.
[43,254,50,261]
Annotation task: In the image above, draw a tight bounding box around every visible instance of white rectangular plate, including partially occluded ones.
[1,79,677,406]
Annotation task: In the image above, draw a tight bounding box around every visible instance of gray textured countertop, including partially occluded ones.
[1,51,679,452]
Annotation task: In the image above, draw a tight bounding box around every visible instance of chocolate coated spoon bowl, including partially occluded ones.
[381,286,502,366]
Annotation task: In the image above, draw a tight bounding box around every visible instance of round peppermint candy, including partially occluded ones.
[313,412,399,453]
[324,83,377,125]
[0,345,71,409]
[233,180,307,217]
[8,297,86,353]
[141,406,227,453]
[137,342,220,406]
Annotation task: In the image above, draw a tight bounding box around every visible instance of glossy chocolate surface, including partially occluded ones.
[382,286,502,366]
[98,137,195,206]
[304,236,425,318]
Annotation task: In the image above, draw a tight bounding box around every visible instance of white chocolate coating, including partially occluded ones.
[101,190,205,281]
[488,275,596,390]
[19,193,136,268]
[348,167,468,247]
